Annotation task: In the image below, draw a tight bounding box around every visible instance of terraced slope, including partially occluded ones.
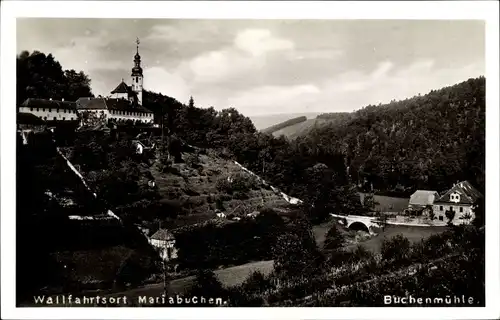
[149,148,290,229]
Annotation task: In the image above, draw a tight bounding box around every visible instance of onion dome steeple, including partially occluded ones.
[132,37,143,76]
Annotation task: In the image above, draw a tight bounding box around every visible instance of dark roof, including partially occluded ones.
[76,97,107,110]
[17,112,46,125]
[409,190,439,206]
[105,98,152,113]
[150,229,175,241]
[20,98,76,110]
[110,81,131,94]
[76,97,152,113]
[434,181,483,205]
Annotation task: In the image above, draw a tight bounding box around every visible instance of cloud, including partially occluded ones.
[144,66,191,102]
[289,49,344,61]
[313,59,482,113]
[183,48,261,84]
[228,84,320,115]
[145,22,222,44]
[371,61,394,79]
[16,19,485,116]
[49,30,125,73]
[181,28,297,85]
[234,29,294,56]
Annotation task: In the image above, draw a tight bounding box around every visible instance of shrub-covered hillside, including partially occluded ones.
[62,132,290,233]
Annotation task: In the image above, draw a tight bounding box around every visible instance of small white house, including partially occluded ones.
[216,211,226,219]
[246,211,260,218]
[149,229,177,261]
[132,140,156,155]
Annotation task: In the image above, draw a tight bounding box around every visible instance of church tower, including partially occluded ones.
[131,37,143,105]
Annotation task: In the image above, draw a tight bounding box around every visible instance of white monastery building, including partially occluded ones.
[17,38,154,126]
[18,98,78,122]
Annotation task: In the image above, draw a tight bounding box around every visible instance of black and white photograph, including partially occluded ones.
[1,1,499,319]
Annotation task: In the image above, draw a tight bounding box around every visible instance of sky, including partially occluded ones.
[17,19,485,117]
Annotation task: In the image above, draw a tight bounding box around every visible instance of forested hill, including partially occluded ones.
[297,76,486,195]
[16,50,485,216]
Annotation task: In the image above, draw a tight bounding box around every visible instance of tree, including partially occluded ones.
[381,234,410,264]
[17,51,94,104]
[189,269,227,301]
[272,219,324,279]
[323,224,345,252]
[445,208,456,225]
[241,271,271,294]
[472,197,485,227]
[64,69,93,100]
[363,193,375,211]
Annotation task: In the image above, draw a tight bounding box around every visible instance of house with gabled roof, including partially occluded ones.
[432,180,483,225]
[149,228,177,261]
[110,80,138,102]
[408,190,439,215]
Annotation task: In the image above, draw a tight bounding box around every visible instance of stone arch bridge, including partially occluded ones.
[330,214,382,234]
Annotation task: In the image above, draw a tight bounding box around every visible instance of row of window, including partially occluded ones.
[109,118,151,123]
[27,107,151,117]
[438,205,464,213]
[29,107,76,114]
[43,116,75,121]
[110,110,152,117]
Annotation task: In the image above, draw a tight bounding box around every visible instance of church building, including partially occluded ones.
[109,38,144,105]
[76,38,154,126]
[18,38,154,127]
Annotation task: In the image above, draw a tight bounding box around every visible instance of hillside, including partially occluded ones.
[262,116,307,134]
[147,147,290,231]
[271,113,353,139]
[272,117,327,139]
[296,77,486,194]
[249,112,321,131]
[62,133,294,234]
[16,137,160,302]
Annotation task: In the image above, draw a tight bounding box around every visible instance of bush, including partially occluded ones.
[241,271,271,294]
[216,172,259,194]
[188,269,227,304]
[380,234,410,264]
[215,197,225,211]
[156,154,173,173]
[445,209,456,224]
[168,137,183,163]
[350,244,374,262]
[185,152,202,169]
[272,228,324,280]
[233,191,250,200]
[215,177,232,194]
